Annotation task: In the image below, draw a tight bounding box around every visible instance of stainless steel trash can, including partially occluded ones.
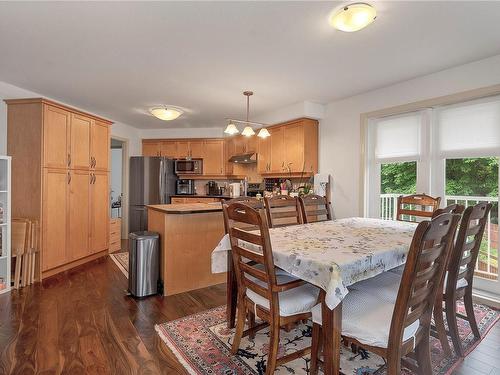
[128,231,160,297]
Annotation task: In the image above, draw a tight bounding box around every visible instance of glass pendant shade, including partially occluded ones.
[224,122,239,135]
[241,126,255,137]
[257,128,270,138]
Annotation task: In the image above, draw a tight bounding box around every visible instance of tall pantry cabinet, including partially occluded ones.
[6,98,112,279]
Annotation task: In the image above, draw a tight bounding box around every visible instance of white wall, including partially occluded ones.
[139,127,224,140]
[110,148,122,203]
[320,53,500,219]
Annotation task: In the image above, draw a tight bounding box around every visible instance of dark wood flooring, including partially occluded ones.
[0,255,498,375]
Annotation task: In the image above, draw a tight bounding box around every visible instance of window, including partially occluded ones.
[365,95,500,294]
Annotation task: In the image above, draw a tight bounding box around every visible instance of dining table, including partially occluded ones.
[211,217,417,375]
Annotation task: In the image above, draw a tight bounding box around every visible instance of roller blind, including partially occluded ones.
[375,113,421,159]
[437,98,500,154]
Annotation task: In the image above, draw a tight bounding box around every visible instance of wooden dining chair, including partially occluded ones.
[264,195,301,228]
[298,195,332,224]
[223,202,319,375]
[432,203,465,218]
[434,202,492,357]
[396,193,441,222]
[310,212,460,375]
[223,197,265,328]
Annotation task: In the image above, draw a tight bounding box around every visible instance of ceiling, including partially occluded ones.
[1,1,500,129]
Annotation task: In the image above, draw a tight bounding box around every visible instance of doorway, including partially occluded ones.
[110,137,129,245]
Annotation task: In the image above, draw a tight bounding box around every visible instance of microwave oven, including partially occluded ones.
[174,158,203,174]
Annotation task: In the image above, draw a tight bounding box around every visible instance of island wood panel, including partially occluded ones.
[147,208,226,296]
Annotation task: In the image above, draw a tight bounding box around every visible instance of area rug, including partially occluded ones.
[155,303,499,375]
[109,251,128,278]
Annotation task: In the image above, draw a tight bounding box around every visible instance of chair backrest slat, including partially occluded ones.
[299,195,332,224]
[264,195,301,228]
[396,194,441,222]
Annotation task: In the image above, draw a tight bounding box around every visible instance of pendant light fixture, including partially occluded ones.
[224,91,270,138]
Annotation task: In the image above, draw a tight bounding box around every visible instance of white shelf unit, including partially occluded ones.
[0,156,11,294]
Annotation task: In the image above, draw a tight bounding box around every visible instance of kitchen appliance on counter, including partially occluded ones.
[229,182,241,198]
[129,157,177,233]
[174,158,203,175]
[176,179,195,195]
[206,181,219,196]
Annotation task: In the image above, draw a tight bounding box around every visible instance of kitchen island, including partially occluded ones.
[147,203,226,296]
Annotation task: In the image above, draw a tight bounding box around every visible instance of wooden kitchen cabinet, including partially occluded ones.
[143,141,161,156]
[43,105,71,169]
[91,171,109,254]
[161,141,178,158]
[176,141,190,158]
[203,140,225,175]
[68,170,90,261]
[70,114,91,170]
[258,135,271,173]
[42,168,69,271]
[6,98,112,279]
[91,120,110,171]
[270,126,285,173]
[189,141,205,158]
[109,218,122,253]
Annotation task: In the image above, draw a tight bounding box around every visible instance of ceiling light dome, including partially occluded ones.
[149,106,183,121]
[329,3,376,32]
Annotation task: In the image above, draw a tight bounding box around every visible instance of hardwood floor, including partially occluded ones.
[0,256,226,375]
[0,254,498,375]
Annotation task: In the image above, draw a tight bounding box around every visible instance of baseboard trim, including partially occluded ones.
[41,249,108,279]
[473,290,500,309]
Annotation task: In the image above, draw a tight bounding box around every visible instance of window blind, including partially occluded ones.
[375,113,421,159]
[437,98,500,154]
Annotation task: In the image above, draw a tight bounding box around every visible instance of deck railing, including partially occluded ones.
[380,193,499,280]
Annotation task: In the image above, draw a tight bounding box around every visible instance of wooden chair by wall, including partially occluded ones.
[264,195,301,228]
[298,195,332,224]
[396,193,441,222]
[310,213,460,375]
[11,219,30,289]
[223,203,319,375]
[434,202,492,357]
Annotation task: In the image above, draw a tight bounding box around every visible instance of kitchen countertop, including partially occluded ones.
[171,194,231,199]
[147,203,223,214]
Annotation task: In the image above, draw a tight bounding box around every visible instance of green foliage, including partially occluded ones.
[380,162,417,194]
[446,158,498,197]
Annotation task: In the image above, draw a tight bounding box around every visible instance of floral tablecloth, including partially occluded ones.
[211,217,417,310]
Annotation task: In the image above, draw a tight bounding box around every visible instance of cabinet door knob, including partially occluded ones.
[67,172,71,184]
[68,153,71,167]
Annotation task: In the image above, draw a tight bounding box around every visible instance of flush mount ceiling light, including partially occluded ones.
[225,91,271,138]
[329,3,376,32]
[149,106,183,121]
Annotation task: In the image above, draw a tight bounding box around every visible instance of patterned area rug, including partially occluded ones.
[155,303,499,375]
[109,252,128,278]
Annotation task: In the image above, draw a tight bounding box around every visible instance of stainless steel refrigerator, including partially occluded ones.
[129,157,177,233]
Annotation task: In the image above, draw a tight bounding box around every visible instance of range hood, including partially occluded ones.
[229,152,257,164]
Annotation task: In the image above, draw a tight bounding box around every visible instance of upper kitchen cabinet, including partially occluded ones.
[91,120,110,171]
[142,141,161,156]
[70,113,91,170]
[203,140,225,175]
[189,140,205,158]
[174,140,204,158]
[160,141,178,158]
[43,105,71,169]
[262,118,318,175]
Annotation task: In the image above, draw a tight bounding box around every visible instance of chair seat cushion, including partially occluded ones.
[311,289,419,348]
[246,272,319,317]
[389,264,405,275]
[349,271,402,303]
